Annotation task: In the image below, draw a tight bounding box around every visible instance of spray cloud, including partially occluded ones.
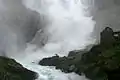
[0,0,41,57]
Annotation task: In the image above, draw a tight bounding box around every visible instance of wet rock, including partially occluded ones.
[0,56,37,80]
[39,55,60,66]
[68,51,79,57]
[100,27,115,47]
[69,65,76,71]
[39,27,120,80]
[68,49,88,57]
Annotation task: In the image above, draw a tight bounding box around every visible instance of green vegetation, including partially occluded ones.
[0,56,37,80]
[39,27,120,80]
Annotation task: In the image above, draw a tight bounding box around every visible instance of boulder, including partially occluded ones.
[39,55,60,66]
[100,27,115,47]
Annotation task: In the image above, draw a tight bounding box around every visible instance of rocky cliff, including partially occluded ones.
[39,27,120,80]
[0,56,37,80]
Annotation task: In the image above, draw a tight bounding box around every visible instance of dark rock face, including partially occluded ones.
[39,27,120,80]
[68,50,80,57]
[39,55,78,73]
[100,27,114,46]
[0,56,37,80]
[39,55,60,66]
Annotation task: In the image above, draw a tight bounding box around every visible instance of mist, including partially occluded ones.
[0,0,41,57]
[88,0,120,43]
[0,0,119,59]
[24,0,95,56]
[0,0,119,80]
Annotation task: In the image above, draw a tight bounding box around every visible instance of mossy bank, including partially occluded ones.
[0,56,37,80]
[39,27,120,80]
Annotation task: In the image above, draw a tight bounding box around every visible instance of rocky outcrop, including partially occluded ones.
[39,27,120,80]
[0,56,37,80]
[100,27,115,46]
[39,55,60,66]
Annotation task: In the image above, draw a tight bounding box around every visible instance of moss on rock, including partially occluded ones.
[0,56,37,80]
[39,27,120,80]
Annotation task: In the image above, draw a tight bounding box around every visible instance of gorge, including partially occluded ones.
[0,0,120,80]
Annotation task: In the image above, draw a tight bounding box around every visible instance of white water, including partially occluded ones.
[16,44,89,80]
[15,0,95,80]
[19,58,88,80]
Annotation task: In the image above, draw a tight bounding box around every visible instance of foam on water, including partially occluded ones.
[16,45,88,80]
[18,59,88,80]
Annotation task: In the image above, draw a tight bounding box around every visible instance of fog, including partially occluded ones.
[0,0,120,57]
[0,0,41,57]
[0,0,120,80]
[0,0,120,58]
[89,0,120,42]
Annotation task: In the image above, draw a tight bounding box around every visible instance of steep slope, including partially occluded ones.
[0,56,37,80]
[39,27,120,80]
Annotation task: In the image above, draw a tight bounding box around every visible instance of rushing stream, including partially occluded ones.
[16,44,89,80]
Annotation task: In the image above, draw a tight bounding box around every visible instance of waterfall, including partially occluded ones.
[17,0,95,80]
[23,0,95,55]
[0,0,95,80]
